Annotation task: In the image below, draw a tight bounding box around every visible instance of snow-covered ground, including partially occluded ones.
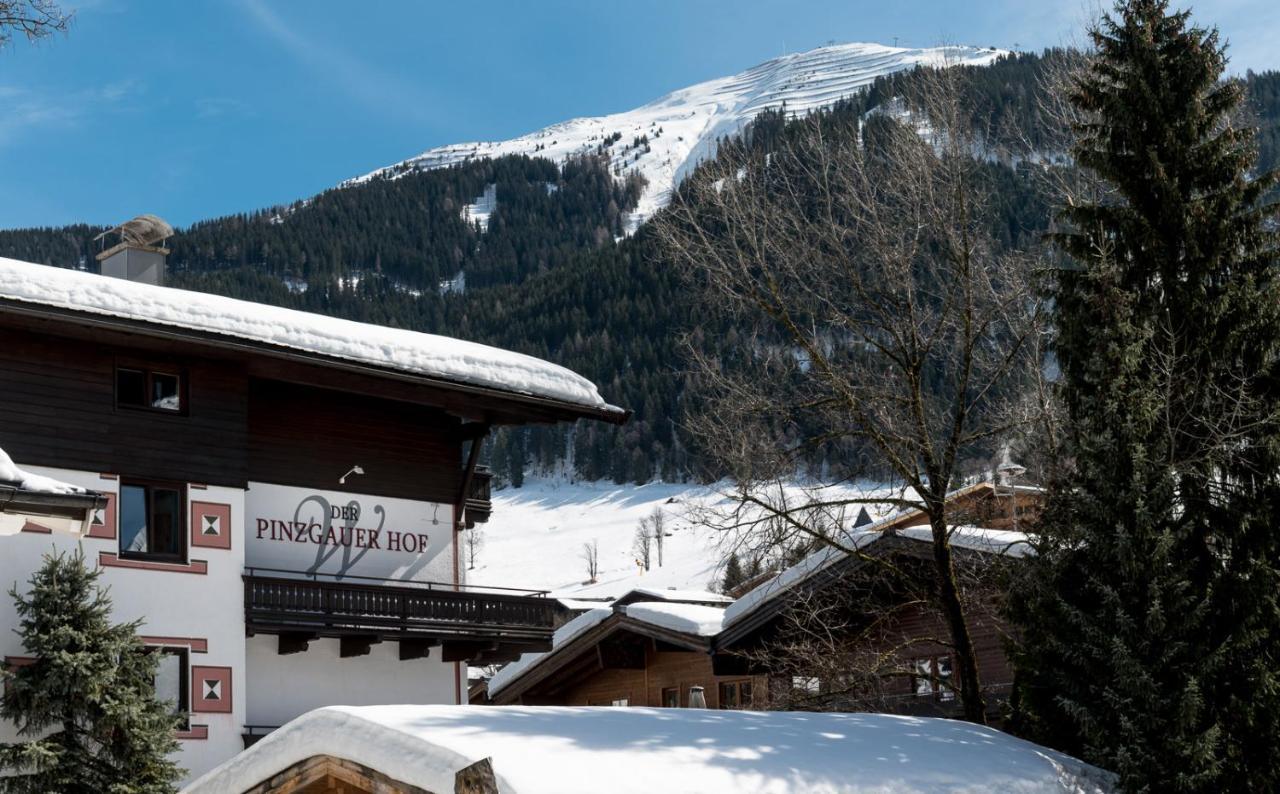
[347,42,1004,230]
[184,705,1116,794]
[467,477,902,599]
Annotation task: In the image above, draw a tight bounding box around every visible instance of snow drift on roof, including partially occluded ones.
[622,586,732,604]
[0,446,87,495]
[183,705,1115,794]
[0,257,621,414]
[488,608,612,697]
[623,601,725,636]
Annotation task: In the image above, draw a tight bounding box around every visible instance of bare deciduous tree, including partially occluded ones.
[632,523,652,571]
[0,0,71,49]
[640,504,670,568]
[464,527,484,571]
[581,539,600,583]
[657,63,1048,723]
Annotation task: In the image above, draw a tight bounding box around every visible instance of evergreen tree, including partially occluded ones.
[1009,2,1280,791]
[0,549,184,793]
[720,553,746,594]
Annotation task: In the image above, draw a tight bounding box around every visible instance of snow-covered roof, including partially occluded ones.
[488,608,612,697]
[623,601,725,636]
[490,600,730,699]
[183,705,1115,794]
[0,257,623,417]
[722,509,1034,629]
[616,586,732,604]
[0,446,88,496]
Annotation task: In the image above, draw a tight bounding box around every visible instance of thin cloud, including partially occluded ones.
[238,0,440,127]
[0,79,142,147]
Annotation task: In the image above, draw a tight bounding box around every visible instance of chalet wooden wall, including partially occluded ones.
[0,326,464,502]
[870,599,1013,697]
[248,379,462,503]
[558,647,763,709]
[0,327,248,486]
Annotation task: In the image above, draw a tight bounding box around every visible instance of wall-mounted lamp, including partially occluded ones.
[339,465,364,485]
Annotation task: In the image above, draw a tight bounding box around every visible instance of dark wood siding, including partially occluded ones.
[248,379,462,503]
[0,327,248,486]
[547,647,765,709]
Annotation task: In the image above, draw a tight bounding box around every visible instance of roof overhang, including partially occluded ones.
[0,484,106,520]
[0,298,630,427]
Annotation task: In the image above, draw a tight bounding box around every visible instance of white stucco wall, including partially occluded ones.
[244,635,458,728]
[0,465,246,784]
[0,469,465,787]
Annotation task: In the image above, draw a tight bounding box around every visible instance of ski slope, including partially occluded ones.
[466,477,903,599]
[348,42,1004,229]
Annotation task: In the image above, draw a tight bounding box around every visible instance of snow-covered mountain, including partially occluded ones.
[349,42,1004,229]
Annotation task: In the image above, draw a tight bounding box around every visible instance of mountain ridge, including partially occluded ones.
[347,42,1005,229]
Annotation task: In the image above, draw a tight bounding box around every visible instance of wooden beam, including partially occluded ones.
[278,632,318,655]
[441,641,498,663]
[339,635,382,659]
[399,638,439,661]
[455,757,499,794]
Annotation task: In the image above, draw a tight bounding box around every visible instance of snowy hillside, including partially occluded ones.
[349,43,1004,230]
[466,477,901,599]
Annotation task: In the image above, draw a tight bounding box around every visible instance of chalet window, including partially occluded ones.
[718,680,753,710]
[911,655,955,701]
[119,481,186,561]
[610,698,629,707]
[153,647,189,719]
[116,366,183,413]
[662,687,679,708]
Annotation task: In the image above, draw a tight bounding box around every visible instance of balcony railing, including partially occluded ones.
[464,465,492,527]
[243,568,555,654]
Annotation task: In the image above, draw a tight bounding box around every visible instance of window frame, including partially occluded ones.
[151,646,190,728]
[661,686,679,708]
[910,654,955,702]
[718,679,754,710]
[118,479,188,564]
[114,364,188,416]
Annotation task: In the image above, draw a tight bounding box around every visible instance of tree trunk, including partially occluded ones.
[929,512,987,724]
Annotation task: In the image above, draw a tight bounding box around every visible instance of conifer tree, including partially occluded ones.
[0,549,184,793]
[1009,2,1280,790]
[721,553,745,594]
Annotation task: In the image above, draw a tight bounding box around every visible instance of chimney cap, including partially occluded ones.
[94,213,173,250]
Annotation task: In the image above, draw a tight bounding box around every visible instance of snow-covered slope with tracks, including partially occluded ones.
[349,43,1003,229]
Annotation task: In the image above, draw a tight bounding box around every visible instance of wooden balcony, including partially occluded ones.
[464,465,492,527]
[243,568,553,663]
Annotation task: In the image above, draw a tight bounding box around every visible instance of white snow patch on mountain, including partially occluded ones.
[348,42,1004,229]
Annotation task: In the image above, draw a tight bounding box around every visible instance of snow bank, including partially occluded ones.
[0,257,621,414]
[624,601,725,636]
[0,446,87,495]
[182,705,1115,794]
[488,608,612,697]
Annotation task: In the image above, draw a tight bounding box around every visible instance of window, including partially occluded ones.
[120,482,186,561]
[610,698,629,707]
[153,648,189,719]
[116,366,183,413]
[718,680,754,710]
[911,655,955,701]
[662,687,679,708]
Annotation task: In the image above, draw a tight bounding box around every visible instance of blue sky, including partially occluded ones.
[2,0,1277,229]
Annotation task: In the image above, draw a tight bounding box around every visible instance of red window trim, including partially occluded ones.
[176,724,208,741]
[19,520,53,534]
[98,552,208,575]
